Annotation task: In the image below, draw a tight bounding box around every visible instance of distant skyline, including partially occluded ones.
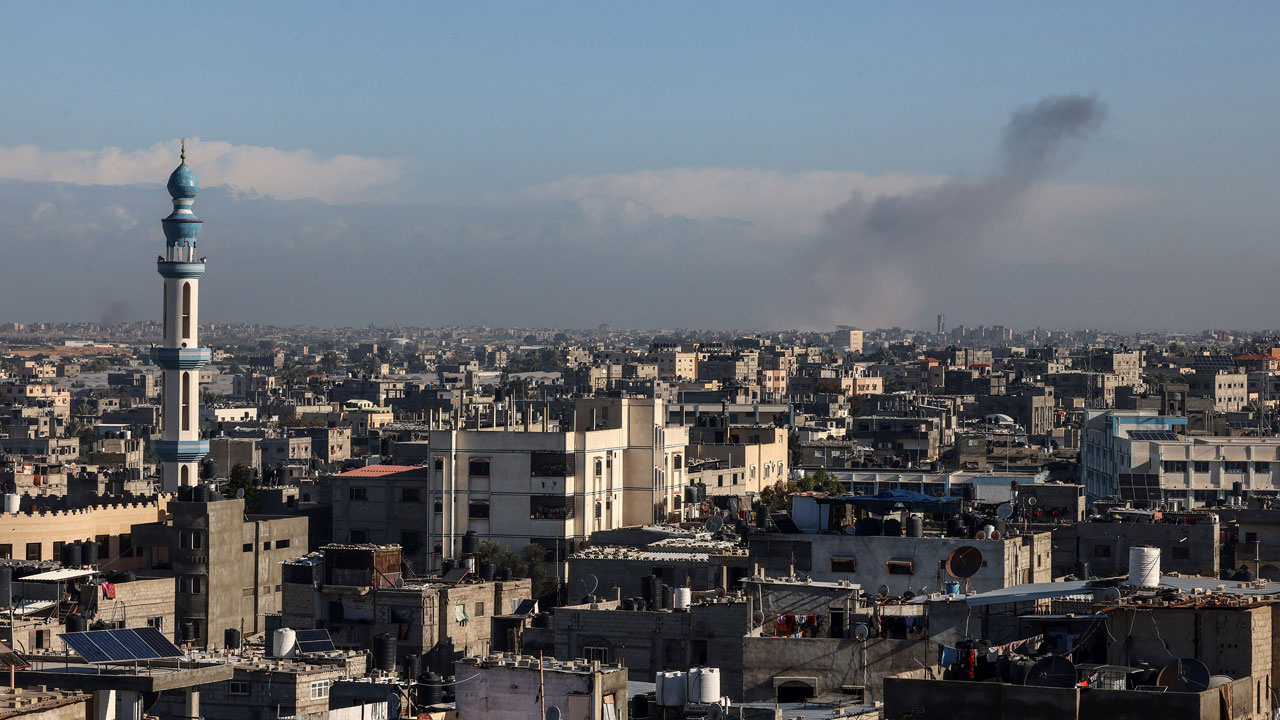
[2,3,1279,330]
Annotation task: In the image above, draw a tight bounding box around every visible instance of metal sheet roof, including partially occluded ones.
[965,580,1091,607]
[21,569,94,582]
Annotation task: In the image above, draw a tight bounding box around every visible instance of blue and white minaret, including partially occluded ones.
[152,141,211,492]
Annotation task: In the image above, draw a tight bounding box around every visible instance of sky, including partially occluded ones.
[2,2,1280,331]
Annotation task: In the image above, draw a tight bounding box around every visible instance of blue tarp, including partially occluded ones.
[822,488,962,514]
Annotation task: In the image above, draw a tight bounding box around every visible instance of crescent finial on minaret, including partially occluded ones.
[180,138,186,164]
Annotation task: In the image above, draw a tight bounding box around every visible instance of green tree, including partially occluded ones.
[477,541,556,599]
[756,468,844,511]
[226,463,259,513]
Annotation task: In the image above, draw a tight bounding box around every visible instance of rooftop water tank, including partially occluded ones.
[272,628,297,658]
[1129,546,1161,588]
[686,667,721,703]
[674,587,692,610]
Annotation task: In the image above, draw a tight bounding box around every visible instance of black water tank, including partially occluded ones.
[404,654,421,680]
[461,531,479,556]
[422,673,444,706]
[499,567,513,582]
[82,540,99,567]
[441,559,455,575]
[883,518,902,537]
[372,633,396,672]
[182,621,197,642]
[906,515,924,538]
[945,517,964,538]
[995,518,1007,537]
[67,614,88,633]
[0,566,11,608]
[479,562,496,581]
[62,541,83,567]
[632,693,650,719]
[640,575,654,599]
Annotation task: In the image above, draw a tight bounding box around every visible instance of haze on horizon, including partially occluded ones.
[2,2,1279,332]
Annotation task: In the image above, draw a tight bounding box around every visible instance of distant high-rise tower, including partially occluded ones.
[153,142,210,492]
[937,314,946,334]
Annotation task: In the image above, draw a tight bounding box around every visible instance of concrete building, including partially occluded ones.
[131,493,308,648]
[422,397,688,567]
[154,653,367,720]
[151,146,212,492]
[1188,370,1249,413]
[1080,409,1187,500]
[280,544,533,674]
[453,654,629,720]
[0,497,168,568]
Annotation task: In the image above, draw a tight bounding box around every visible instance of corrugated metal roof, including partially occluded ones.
[638,552,710,562]
[965,580,1091,607]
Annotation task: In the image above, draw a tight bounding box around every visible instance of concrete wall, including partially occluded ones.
[454,659,629,720]
[1051,521,1219,578]
[0,497,168,567]
[742,636,928,702]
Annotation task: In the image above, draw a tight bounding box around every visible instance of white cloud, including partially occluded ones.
[506,167,1148,238]
[0,139,400,203]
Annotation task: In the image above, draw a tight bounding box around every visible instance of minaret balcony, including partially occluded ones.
[155,440,210,463]
[151,347,212,370]
[157,259,206,279]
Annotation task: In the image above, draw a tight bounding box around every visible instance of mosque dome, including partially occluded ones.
[167,162,199,200]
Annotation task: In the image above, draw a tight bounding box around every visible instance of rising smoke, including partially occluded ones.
[807,94,1108,328]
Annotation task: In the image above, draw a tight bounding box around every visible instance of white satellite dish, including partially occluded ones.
[574,574,598,598]
[853,624,870,641]
[995,503,1013,519]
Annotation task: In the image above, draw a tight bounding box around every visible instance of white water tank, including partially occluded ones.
[1129,546,1161,588]
[686,667,721,703]
[272,627,297,658]
[3,494,18,514]
[659,671,687,706]
[674,587,692,610]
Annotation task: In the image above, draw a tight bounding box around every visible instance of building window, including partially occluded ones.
[1094,545,1111,558]
[474,601,485,617]
[594,458,603,477]
[228,681,250,696]
[433,500,443,513]
[433,457,444,471]
[349,487,367,501]
[468,501,490,519]
[886,560,913,575]
[468,458,490,477]
[163,283,168,339]
[181,282,192,339]
[147,617,163,632]
[1193,461,1210,473]
[309,681,331,700]
[1256,462,1272,474]
[25,543,41,561]
[830,557,857,573]
[1162,461,1187,473]
[183,576,203,594]
[400,531,421,552]
[401,488,421,502]
[275,539,290,550]
[1225,462,1247,473]
[182,372,191,431]
[583,646,608,663]
[0,544,10,560]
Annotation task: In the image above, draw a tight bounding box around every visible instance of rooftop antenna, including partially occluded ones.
[180,138,186,164]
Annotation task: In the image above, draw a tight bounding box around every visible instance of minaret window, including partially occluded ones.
[182,372,191,431]
[181,465,190,485]
[163,283,168,340]
[182,282,192,339]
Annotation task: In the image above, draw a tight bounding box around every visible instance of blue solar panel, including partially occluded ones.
[60,628,183,664]
[295,629,335,653]
[60,634,113,663]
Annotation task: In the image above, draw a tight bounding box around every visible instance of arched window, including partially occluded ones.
[181,372,191,431]
[180,465,190,486]
[181,282,191,339]
[162,283,168,340]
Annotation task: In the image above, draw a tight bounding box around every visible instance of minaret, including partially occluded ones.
[153,140,211,492]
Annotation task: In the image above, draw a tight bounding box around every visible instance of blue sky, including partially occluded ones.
[2,2,1279,329]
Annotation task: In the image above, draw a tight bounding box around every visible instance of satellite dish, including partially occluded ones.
[1026,656,1076,688]
[1157,658,1211,693]
[877,584,889,598]
[975,530,988,541]
[574,574,598,598]
[546,707,563,720]
[235,488,245,499]
[853,624,870,641]
[705,516,724,533]
[902,590,915,601]
[1026,496,1038,507]
[996,503,1014,520]
[945,546,983,579]
[1102,587,1122,602]
[393,577,405,589]
[989,530,1002,541]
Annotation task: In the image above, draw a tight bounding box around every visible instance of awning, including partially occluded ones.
[21,569,95,582]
